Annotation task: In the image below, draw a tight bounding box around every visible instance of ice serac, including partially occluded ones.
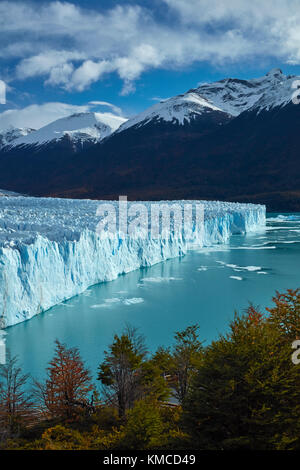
[0,197,266,327]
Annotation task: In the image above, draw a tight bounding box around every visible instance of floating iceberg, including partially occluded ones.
[0,197,265,327]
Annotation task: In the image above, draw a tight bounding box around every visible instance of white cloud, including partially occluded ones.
[16,51,84,80]
[150,97,170,102]
[69,60,113,91]
[0,102,91,130]
[88,101,123,116]
[2,1,300,94]
[0,99,125,130]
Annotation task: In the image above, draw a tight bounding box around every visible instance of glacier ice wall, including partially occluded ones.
[0,197,266,327]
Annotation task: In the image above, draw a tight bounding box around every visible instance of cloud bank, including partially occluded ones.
[0,101,123,130]
[1,0,300,94]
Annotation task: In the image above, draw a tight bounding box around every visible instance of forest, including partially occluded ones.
[1,288,300,451]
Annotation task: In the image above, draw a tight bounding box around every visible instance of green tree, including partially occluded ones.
[117,399,169,450]
[183,301,300,450]
[172,324,203,403]
[98,325,169,417]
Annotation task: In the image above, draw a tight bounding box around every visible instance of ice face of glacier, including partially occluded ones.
[0,197,266,328]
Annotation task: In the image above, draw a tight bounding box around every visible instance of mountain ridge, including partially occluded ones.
[0,69,299,211]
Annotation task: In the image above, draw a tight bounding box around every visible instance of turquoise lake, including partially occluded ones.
[5,213,300,381]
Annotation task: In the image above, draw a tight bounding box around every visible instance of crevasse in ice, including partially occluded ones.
[0,197,266,327]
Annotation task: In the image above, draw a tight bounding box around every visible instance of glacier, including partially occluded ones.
[0,196,266,328]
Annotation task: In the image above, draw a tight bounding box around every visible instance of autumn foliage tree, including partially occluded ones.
[266,288,300,340]
[35,340,94,421]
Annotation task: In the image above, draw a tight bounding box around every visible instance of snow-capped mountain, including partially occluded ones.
[117,92,230,132]
[0,127,35,148]
[117,69,297,133]
[197,68,296,115]
[0,188,22,197]
[1,69,300,210]
[10,112,127,147]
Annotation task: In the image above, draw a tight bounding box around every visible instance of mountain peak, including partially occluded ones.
[8,111,127,148]
[115,68,298,134]
[0,127,35,148]
[266,68,283,77]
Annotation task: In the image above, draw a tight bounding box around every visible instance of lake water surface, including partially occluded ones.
[5,213,300,381]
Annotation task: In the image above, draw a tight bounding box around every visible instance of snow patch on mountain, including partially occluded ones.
[0,127,35,148]
[0,189,22,197]
[197,68,297,116]
[10,112,127,147]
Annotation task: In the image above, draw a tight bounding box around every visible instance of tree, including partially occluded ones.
[34,340,94,421]
[39,424,87,450]
[117,399,169,450]
[0,353,33,440]
[266,288,300,340]
[97,326,147,418]
[183,300,300,450]
[172,324,203,403]
[98,325,169,418]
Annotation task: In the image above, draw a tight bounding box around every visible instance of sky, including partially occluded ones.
[1,0,300,129]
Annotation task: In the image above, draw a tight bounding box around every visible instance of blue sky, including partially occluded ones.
[1,0,300,129]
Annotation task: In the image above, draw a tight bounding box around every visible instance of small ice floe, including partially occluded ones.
[90,303,111,309]
[242,266,262,272]
[90,297,144,308]
[217,261,261,272]
[265,226,298,231]
[231,245,276,250]
[91,298,122,308]
[230,276,243,281]
[267,215,300,222]
[104,298,121,304]
[123,298,144,305]
[198,246,230,254]
[140,277,182,283]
